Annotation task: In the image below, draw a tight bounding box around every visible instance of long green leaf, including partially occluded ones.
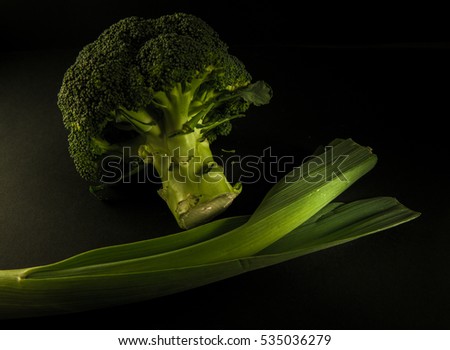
[41,216,249,271]
[0,197,418,319]
[30,204,343,272]
[23,138,376,278]
[0,138,420,320]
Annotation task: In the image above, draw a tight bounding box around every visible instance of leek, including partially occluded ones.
[0,139,419,319]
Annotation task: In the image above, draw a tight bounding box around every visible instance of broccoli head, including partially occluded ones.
[57,13,272,229]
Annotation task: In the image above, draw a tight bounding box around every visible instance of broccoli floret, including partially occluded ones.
[57,13,272,229]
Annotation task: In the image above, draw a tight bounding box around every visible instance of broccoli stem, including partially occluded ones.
[120,83,239,228]
[114,83,241,228]
[147,131,241,229]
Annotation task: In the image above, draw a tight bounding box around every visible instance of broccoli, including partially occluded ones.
[57,13,272,229]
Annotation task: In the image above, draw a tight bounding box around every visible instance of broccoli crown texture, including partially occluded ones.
[57,13,271,228]
[58,13,271,182]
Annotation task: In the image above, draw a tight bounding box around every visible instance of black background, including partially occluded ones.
[0,1,449,329]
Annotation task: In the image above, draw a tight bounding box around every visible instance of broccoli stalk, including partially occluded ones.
[149,136,241,230]
[115,83,248,228]
[57,13,271,228]
[111,78,269,228]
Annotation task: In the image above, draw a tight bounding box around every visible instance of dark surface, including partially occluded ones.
[0,2,449,329]
[1,1,449,52]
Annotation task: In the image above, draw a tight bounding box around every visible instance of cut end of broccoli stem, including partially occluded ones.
[146,131,241,229]
[156,162,242,228]
[176,191,240,229]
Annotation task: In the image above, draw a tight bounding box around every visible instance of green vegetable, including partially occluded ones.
[57,13,272,228]
[0,139,419,319]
